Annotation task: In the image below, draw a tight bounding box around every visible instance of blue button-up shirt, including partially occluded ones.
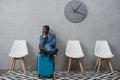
[40,33,56,52]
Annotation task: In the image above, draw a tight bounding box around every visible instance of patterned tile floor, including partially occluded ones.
[0,70,120,80]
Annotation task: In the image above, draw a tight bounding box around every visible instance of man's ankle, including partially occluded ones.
[54,49,58,55]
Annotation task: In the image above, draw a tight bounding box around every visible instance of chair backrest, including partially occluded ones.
[9,40,28,57]
[94,40,114,58]
[65,40,84,58]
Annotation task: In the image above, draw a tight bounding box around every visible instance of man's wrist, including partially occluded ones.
[43,35,46,37]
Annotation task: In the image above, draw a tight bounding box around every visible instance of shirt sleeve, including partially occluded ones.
[40,36,47,45]
[47,34,56,47]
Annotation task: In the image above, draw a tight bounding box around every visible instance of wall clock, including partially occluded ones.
[64,0,87,23]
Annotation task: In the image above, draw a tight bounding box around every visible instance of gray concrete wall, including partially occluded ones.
[0,0,120,71]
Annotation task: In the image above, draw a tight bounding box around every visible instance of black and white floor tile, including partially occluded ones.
[0,70,120,80]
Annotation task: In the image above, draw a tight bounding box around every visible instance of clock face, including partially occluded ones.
[64,0,87,23]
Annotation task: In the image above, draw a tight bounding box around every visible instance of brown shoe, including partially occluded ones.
[40,49,47,56]
[49,49,58,59]
[53,48,58,55]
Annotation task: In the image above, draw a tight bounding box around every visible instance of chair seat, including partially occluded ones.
[9,53,28,58]
[66,53,84,58]
[95,54,114,58]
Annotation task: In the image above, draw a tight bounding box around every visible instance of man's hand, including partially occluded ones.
[42,31,47,37]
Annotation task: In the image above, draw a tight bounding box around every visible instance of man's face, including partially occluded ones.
[43,27,49,34]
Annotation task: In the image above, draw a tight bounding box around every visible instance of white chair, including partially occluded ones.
[9,40,28,73]
[93,40,114,73]
[65,40,84,73]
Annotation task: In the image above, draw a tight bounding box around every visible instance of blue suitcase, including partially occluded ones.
[37,53,54,77]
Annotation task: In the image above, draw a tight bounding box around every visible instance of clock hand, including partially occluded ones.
[75,4,81,11]
[69,4,82,14]
[69,4,76,14]
[76,11,85,16]
[69,4,74,10]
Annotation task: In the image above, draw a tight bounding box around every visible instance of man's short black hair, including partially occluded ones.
[43,25,50,31]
